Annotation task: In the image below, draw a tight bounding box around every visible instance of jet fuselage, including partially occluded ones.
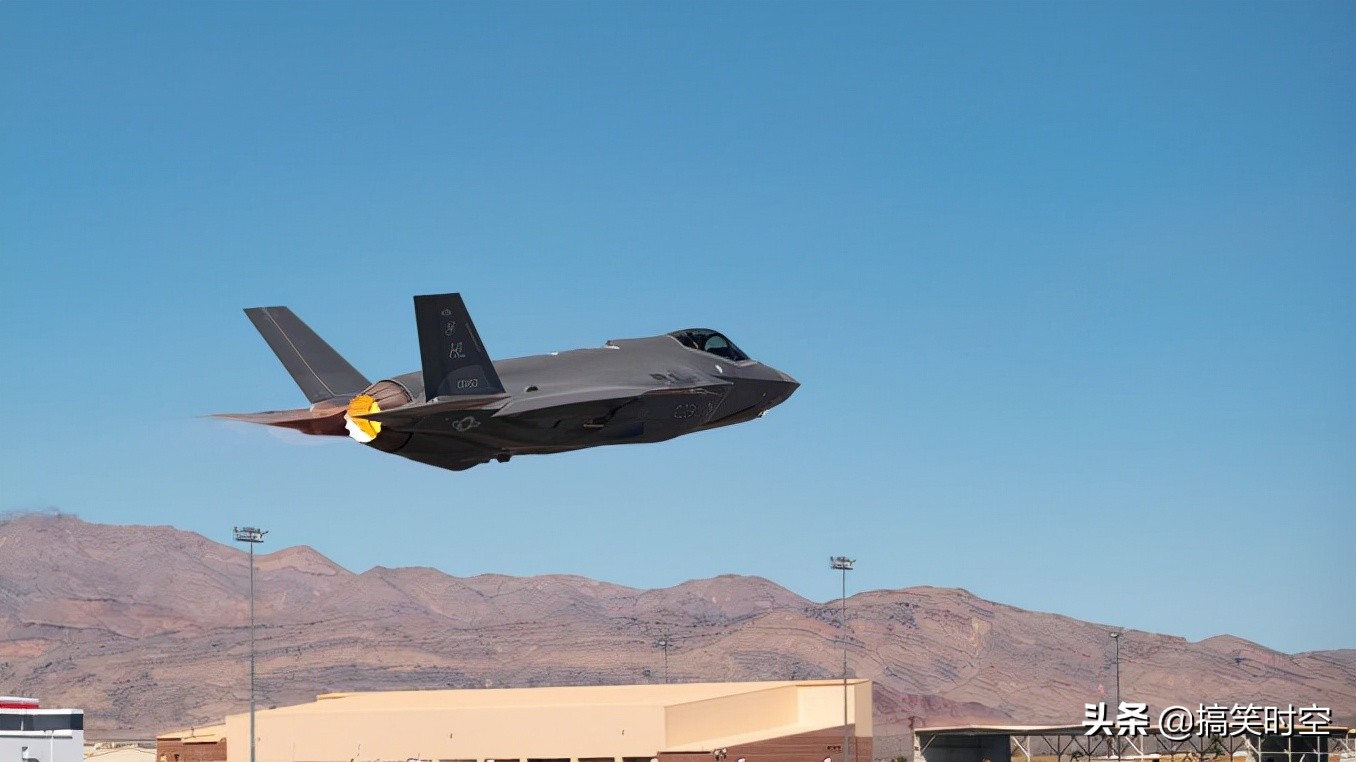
[218,295,798,472]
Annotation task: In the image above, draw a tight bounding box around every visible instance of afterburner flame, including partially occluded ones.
[344,394,382,443]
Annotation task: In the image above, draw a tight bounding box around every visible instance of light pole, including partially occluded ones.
[234,526,267,762]
[830,556,855,762]
[656,635,674,684]
[1110,631,1122,762]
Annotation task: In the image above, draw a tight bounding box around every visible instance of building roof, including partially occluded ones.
[920,725,1089,735]
[156,725,226,743]
[281,678,869,713]
[918,724,1355,737]
[86,746,158,762]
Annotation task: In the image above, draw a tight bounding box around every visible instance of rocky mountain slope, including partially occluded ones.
[1,513,1352,753]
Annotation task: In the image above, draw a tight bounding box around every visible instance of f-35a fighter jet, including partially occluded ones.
[216,293,799,472]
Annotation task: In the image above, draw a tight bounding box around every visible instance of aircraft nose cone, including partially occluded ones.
[770,368,800,406]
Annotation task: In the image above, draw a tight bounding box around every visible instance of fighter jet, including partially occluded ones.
[216,293,799,471]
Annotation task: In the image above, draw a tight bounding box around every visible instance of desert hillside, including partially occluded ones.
[1,513,1351,754]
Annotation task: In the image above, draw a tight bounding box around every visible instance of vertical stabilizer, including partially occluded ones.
[244,307,371,404]
[413,293,506,400]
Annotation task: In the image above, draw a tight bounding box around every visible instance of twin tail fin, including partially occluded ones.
[412,293,506,400]
[219,293,503,436]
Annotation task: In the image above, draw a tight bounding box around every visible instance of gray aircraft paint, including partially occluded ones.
[216,293,798,472]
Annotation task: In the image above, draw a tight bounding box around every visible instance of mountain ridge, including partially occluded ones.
[1,513,1351,753]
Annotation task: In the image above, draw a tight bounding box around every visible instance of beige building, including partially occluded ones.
[157,726,226,762]
[160,680,871,762]
[86,745,159,762]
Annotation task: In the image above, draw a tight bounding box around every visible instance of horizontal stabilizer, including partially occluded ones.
[414,293,506,400]
[245,307,371,404]
[212,405,348,436]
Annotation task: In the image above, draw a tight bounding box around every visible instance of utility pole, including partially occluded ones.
[1111,631,1122,762]
[656,634,674,684]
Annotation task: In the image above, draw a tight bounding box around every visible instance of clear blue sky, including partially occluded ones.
[2,1,1352,654]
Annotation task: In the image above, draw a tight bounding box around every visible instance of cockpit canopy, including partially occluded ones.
[668,329,750,362]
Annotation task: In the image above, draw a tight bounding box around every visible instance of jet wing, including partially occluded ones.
[353,380,730,432]
[492,380,730,418]
[352,393,511,428]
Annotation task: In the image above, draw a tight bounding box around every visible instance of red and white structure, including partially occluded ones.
[0,697,85,762]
